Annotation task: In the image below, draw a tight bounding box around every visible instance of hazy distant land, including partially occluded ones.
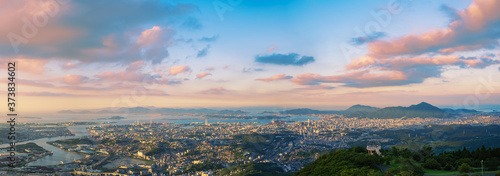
[57,102,494,119]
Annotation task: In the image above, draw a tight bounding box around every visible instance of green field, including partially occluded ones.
[424,169,499,175]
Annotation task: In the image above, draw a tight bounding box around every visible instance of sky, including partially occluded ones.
[1,0,500,113]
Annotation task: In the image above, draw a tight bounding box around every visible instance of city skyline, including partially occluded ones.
[1,0,500,113]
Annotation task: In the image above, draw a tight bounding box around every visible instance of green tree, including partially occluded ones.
[422,158,441,170]
[420,146,434,161]
[456,158,474,168]
[386,158,424,176]
[443,163,454,171]
[399,170,415,176]
[411,152,422,162]
[350,146,368,153]
[383,168,399,176]
[391,146,399,157]
[400,148,411,159]
[339,168,365,176]
[458,163,473,174]
[294,149,383,176]
[367,169,381,176]
[485,157,500,171]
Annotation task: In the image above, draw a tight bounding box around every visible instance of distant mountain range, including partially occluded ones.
[441,108,480,114]
[281,102,480,119]
[58,102,481,119]
[365,102,446,119]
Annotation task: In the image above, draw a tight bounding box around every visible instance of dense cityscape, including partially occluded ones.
[1,105,499,175]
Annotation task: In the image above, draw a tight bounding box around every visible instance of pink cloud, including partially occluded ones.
[144,89,170,96]
[291,73,333,86]
[256,74,293,82]
[366,29,454,58]
[291,70,407,87]
[23,91,75,96]
[438,44,485,55]
[78,25,174,64]
[202,87,228,95]
[355,70,407,81]
[347,55,499,71]
[345,56,377,70]
[96,61,148,82]
[63,62,77,69]
[380,55,499,69]
[94,62,186,85]
[302,92,326,96]
[63,74,88,84]
[299,85,335,90]
[136,26,163,47]
[384,56,461,67]
[458,0,500,31]
[0,0,80,46]
[337,0,500,88]
[127,60,144,71]
[363,0,500,58]
[0,1,196,66]
[132,26,175,64]
[267,44,276,52]
[155,79,182,85]
[17,79,54,88]
[96,70,147,82]
[108,83,169,96]
[196,72,211,79]
[205,67,216,71]
[168,65,191,75]
[0,57,48,74]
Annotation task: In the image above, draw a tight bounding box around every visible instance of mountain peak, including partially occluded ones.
[363,102,446,119]
[408,102,442,111]
[345,104,379,112]
[417,102,432,106]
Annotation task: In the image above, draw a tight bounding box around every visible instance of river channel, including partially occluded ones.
[0,125,90,166]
